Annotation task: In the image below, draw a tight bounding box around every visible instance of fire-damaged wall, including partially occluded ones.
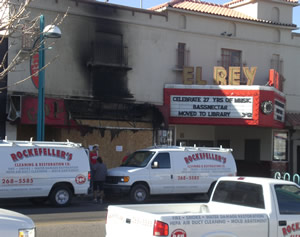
[90,69,132,99]
[64,99,164,125]
[6,0,168,166]
[87,18,133,99]
[16,95,165,168]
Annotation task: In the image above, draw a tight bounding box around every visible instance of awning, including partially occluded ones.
[285,113,300,128]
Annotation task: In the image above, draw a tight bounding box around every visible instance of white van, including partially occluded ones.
[105,145,237,203]
[0,139,90,207]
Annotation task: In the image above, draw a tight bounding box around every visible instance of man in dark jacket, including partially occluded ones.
[93,157,107,204]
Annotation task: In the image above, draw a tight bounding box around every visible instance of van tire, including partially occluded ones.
[50,186,72,207]
[130,184,149,203]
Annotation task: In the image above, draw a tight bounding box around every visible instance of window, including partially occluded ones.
[177,42,188,69]
[212,181,265,209]
[221,49,242,84]
[22,21,38,51]
[245,139,260,163]
[271,7,280,22]
[94,32,125,65]
[270,54,283,90]
[122,151,155,167]
[275,184,300,214]
[155,128,175,146]
[228,22,236,37]
[152,153,170,169]
[271,54,282,74]
[221,48,242,70]
[273,132,288,161]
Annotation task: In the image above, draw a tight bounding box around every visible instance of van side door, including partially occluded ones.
[274,184,300,237]
[149,152,174,195]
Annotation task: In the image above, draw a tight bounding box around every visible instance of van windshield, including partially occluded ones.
[121,151,156,167]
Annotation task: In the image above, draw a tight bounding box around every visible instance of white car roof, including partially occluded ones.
[218,176,298,186]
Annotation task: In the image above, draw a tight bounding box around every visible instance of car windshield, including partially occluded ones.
[121,151,156,167]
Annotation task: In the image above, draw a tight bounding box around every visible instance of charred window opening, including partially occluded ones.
[93,32,125,66]
[87,31,132,99]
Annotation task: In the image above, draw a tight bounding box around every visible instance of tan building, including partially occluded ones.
[3,0,300,176]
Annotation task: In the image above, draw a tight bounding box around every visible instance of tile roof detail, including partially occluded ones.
[149,0,297,27]
[224,0,298,7]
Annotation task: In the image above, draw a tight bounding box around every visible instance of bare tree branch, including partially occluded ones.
[0,54,59,91]
[0,0,68,90]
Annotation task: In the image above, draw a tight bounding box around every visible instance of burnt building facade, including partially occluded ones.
[4,0,300,174]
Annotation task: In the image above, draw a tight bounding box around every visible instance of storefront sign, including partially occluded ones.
[30,52,39,88]
[183,66,257,86]
[21,96,69,125]
[171,96,253,119]
[214,66,257,85]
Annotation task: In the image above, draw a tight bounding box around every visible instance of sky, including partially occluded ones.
[99,0,300,32]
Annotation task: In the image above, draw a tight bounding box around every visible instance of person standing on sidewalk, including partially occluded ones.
[89,145,99,166]
[93,157,107,204]
[89,145,99,192]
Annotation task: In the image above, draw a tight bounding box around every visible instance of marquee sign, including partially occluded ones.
[171,95,253,119]
[164,85,286,128]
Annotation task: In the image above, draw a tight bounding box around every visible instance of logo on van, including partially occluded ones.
[10,148,73,162]
[75,175,86,184]
[184,152,227,165]
[171,229,186,237]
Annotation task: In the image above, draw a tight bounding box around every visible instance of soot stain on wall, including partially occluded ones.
[88,12,132,100]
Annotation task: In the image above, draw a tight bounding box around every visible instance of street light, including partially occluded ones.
[36,15,61,141]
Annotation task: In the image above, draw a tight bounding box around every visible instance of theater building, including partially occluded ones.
[3,0,300,175]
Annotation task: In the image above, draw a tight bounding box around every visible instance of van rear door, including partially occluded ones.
[149,152,174,195]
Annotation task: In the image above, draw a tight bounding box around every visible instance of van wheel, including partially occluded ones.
[50,186,72,207]
[130,184,149,203]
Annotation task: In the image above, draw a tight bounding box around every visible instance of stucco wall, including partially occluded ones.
[7,0,300,113]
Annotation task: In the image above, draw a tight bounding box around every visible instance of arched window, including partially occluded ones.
[271,7,280,22]
[228,22,236,37]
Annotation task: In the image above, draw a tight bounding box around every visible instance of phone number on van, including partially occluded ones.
[178,176,200,180]
[2,177,33,185]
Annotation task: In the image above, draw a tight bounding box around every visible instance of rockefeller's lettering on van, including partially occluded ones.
[10,148,73,162]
